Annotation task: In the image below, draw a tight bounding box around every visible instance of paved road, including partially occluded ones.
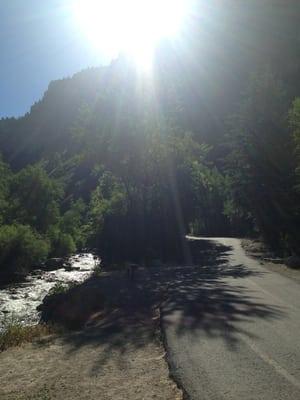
[160,237,300,400]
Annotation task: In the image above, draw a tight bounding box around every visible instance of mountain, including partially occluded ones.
[0,0,300,280]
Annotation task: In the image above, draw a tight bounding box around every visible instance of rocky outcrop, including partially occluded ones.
[37,279,105,329]
[285,256,300,269]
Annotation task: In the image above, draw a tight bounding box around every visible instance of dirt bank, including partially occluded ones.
[242,238,300,283]
[0,269,182,400]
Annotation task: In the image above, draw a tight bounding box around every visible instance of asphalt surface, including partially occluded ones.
[160,237,300,400]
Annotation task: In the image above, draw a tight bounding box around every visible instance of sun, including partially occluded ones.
[72,0,187,69]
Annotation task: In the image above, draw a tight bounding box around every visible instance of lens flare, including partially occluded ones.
[73,0,187,69]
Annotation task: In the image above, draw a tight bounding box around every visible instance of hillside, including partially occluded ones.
[0,0,300,281]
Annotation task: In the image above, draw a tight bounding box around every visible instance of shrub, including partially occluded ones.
[49,231,76,257]
[48,282,68,296]
[48,281,78,296]
[0,318,53,352]
[0,224,50,274]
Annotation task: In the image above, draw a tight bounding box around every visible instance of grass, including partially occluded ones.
[9,385,53,400]
[0,317,54,352]
[24,386,52,400]
[48,280,78,296]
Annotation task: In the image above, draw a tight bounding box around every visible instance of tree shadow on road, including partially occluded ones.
[51,239,283,373]
[158,239,284,350]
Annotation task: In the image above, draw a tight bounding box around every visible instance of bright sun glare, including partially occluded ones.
[73,0,186,69]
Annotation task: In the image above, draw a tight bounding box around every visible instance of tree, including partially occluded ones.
[226,68,299,252]
[9,165,63,233]
[0,155,11,225]
[289,98,300,192]
[0,224,49,276]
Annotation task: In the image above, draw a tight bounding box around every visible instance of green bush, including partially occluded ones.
[0,224,50,274]
[48,282,68,296]
[48,281,78,296]
[49,230,76,257]
[10,165,63,232]
[60,199,87,248]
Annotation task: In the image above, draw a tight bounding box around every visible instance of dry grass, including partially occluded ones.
[0,319,54,352]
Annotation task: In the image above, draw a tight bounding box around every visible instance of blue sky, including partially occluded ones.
[0,1,107,118]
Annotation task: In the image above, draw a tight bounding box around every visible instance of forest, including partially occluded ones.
[0,0,300,280]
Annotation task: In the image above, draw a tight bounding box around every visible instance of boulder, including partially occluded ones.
[263,258,283,264]
[64,263,80,272]
[63,260,72,267]
[285,255,300,269]
[31,269,43,276]
[44,258,64,270]
[38,281,105,329]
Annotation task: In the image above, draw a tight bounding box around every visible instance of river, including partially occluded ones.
[0,253,99,329]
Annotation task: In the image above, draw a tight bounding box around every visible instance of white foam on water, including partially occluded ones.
[0,253,99,328]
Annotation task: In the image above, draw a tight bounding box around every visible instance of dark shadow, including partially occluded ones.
[155,240,282,350]
[48,239,283,374]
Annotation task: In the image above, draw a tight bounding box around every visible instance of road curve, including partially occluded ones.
[161,237,300,400]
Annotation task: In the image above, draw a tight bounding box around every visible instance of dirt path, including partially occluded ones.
[0,269,182,400]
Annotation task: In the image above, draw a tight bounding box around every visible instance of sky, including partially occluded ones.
[0,1,108,118]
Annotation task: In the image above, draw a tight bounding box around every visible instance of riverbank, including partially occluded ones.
[0,253,98,328]
[0,267,182,400]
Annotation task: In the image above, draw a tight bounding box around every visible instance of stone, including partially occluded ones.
[44,258,64,270]
[285,255,300,269]
[31,269,43,276]
[64,264,80,271]
[263,258,283,264]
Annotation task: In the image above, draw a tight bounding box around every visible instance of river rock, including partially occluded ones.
[263,257,284,264]
[64,264,80,271]
[44,258,64,270]
[285,255,300,269]
[31,269,43,276]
